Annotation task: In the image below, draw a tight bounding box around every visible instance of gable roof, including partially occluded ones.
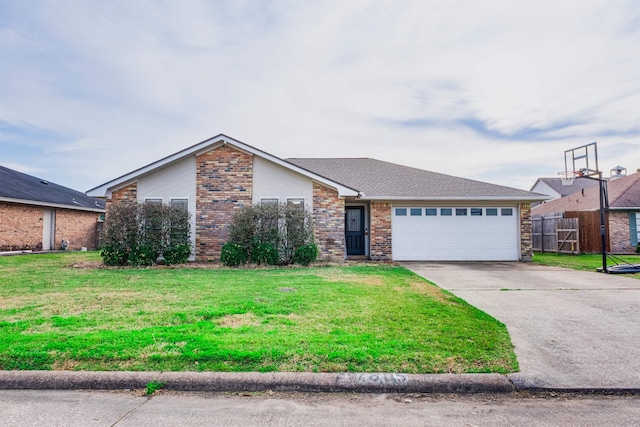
[286,158,547,201]
[0,165,105,212]
[530,177,600,197]
[86,134,359,198]
[532,172,640,215]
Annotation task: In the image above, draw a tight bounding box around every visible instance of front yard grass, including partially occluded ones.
[0,252,518,373]
[532,252,640,279]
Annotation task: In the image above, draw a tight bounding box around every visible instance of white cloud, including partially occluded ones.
[0,0,638,191]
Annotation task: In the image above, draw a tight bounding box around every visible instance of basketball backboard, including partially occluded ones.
[561,142,600,179]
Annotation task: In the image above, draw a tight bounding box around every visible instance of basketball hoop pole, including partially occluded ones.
[598,172,608,273]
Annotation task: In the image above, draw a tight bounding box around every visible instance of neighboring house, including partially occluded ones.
[0,166,106,252]
[87,134,547,262]
[532,171,640,253]
[529,177,600,206]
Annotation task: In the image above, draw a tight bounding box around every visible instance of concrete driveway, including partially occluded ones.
[401,262,640,390]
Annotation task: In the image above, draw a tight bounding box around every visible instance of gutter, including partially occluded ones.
[0,197,105,213]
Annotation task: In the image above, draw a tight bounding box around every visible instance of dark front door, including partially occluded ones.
[345,206,365,255]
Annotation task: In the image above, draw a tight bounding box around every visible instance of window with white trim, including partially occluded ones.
[170,198,188,213]
[261,198,279,206]
[287,198,304,209]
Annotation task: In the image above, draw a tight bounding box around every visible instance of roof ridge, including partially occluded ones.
[607,172,640,207]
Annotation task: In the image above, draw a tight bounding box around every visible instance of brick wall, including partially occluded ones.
[108,183,138,207]
[196,144,253,261]
[370,201,392,260]
[610,211,634,253]
[0,202,44,251]
[312,183,345,261]
[0,202,101,251]
[520,203,532,261]
[55,209,101,250]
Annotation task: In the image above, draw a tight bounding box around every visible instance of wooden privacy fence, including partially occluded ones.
[564,210,610,253]
[532,215,579,254]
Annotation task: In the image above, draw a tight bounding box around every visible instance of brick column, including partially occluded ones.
[520,202,532,261]
[370,201,392,260]
[196,144,253,261]
[312,183,345,261]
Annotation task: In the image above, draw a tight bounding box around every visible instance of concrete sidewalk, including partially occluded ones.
[402,262,640,392]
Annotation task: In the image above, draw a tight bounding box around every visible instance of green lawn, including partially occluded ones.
[532,252,640,279]
[0,252,518,374]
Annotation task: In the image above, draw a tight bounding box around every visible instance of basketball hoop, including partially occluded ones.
[557,170,580,185]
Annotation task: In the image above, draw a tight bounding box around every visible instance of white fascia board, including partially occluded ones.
[0,197,105,212]
[86,136,229,197]
[359,195,550,202]
[87,134,360,198]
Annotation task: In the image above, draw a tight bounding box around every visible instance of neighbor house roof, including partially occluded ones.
[532,172,640,215]
[530,177,600,198]
[286,158,547,201]
[86,134,359,198]
[0,165,105,212]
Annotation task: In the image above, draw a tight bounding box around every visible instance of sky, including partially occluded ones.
[1,0,639,193]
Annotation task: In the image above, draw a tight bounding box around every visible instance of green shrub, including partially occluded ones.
[163,243,192,265]
[226,203,315,266]
[100,202,191,266]
[100,244,129,266]
[129,243,158,267]
[220,242,248,267]
[251,242,279,265]
[293,243,319,266]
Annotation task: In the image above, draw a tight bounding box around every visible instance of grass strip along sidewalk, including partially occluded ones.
[0,253,517,374]
[532,253,640,279]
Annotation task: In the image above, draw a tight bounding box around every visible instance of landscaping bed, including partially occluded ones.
[0,252,518,373]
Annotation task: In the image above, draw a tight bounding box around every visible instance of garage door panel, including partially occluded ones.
[392,206,519,261]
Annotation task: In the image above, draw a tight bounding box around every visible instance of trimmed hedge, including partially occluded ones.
[222,203,318,266]
[100,202,192,266]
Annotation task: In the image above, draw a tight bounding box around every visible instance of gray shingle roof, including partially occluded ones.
[535,177,600,197]
[0,165,105,211]
[286,158,545,200]
[533,172,640,214]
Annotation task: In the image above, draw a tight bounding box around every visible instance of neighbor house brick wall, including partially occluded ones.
[196,144,253,261]
[312,183,345,261]
[0,202,101,251]
[370,201,392,260]
[520,202,533,261]
[55,209,101,250]
[0,202,44,251]
[609,211,633,253]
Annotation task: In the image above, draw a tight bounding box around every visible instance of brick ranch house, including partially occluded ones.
[0,165,105,252]
[87,134,547,262]
[532,170,640,253]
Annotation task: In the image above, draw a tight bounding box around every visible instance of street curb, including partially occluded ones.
[0,371,514,394]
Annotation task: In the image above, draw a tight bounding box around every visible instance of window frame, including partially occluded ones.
[260,198,279,206]
[170,198,189,213]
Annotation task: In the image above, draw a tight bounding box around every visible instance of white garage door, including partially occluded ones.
[392,207,519,261]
